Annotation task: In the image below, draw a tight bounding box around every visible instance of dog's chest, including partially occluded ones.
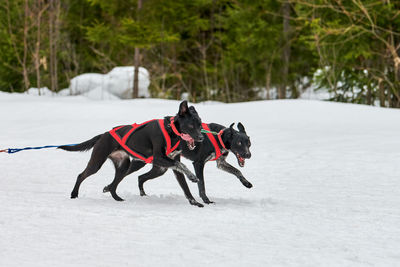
[167,150,182,159]
[206,148,229,162]
[205,153,216,162]
[205,148,228,162]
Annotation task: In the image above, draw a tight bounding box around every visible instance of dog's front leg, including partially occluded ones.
[193,161,214,204]
[216,158,253,188]
[153,156,199,183]
[173,169,204,208]
[173,161,199,183]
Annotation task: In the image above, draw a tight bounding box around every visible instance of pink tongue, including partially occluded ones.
[181,133,194,145]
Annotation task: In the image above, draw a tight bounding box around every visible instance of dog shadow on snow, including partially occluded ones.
[82,192,279,209]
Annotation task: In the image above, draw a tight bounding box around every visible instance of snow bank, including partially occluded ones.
[69,66,150,99]
[69,73,103,95]
[26,87,54,96]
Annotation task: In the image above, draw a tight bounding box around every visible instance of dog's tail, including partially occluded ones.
[58,134,102,152]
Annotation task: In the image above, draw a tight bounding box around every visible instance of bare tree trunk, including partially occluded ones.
[49,0,60,92]
[5,0,30,90]
[222,60,231,103]
[133,0,142,98]
[378,79,385,107]
[23,0,30,91]
[34,0,43,95]
[32,0,49,95]
[389,28,400,107]
[133,48,140,98]
[201,0,216,101]
[201,44,210,100]
[265,63,272,100]
[198,0,216,101]
[279,0,290,99]
[366,85,372,105]
[172,44,180,100]
[387,88,392,107]
[54,0,60,92]
[49,0,54,92]
[159,16,166,95]
[234,68,240,102]
[392,58,400,107]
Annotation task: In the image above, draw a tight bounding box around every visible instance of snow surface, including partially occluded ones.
[1,93,400,266]
[26,87,54,96]
[68,66,150,99]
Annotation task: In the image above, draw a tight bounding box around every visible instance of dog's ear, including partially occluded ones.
[226,123,235,138]
[178,100,189,116]
[237,122,246,133]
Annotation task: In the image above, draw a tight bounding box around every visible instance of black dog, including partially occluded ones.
[59,101,205,206]
[104,122,252,204]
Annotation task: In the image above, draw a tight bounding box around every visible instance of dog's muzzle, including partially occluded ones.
[181,133,196,150]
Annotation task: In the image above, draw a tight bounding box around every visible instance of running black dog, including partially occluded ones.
[59,101,205,206]
[104,122,252,204]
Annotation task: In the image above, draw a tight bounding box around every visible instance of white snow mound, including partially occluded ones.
[26,87,54,96]
[69,66,150,99]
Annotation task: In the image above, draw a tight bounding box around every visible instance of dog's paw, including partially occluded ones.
[203,199,215,204]
[241,179,253,188]
[187,174,199,183]
[189,199,204,208]
[111,193,125,202]
[103,185,110,193]
[200,195,215,204]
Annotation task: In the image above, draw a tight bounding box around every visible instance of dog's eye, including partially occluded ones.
[238,141,242,146]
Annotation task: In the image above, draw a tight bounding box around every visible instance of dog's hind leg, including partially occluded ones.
[71,135,116,199]
[103,152,129,194]
[138,166,167,196]
[104,159,146,201]
[193,161,214,204]
[103,160,146,193]
[105,151,131,201]
[173,170,203,208]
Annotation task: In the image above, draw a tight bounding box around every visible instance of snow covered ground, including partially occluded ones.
[1,93,400,266]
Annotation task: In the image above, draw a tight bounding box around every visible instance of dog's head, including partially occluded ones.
[176,101,203,150]
[227,122,251,167]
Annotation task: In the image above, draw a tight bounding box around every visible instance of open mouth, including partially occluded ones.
[236,153,245,167]
[181,133,196,150]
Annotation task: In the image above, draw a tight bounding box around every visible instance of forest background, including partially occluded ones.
[1,0,400,107]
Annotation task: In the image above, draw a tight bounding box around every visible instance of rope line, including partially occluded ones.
[0,144,78,154]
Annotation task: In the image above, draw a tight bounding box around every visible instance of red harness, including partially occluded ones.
[109,119,180,163]
[202,123,226,161]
